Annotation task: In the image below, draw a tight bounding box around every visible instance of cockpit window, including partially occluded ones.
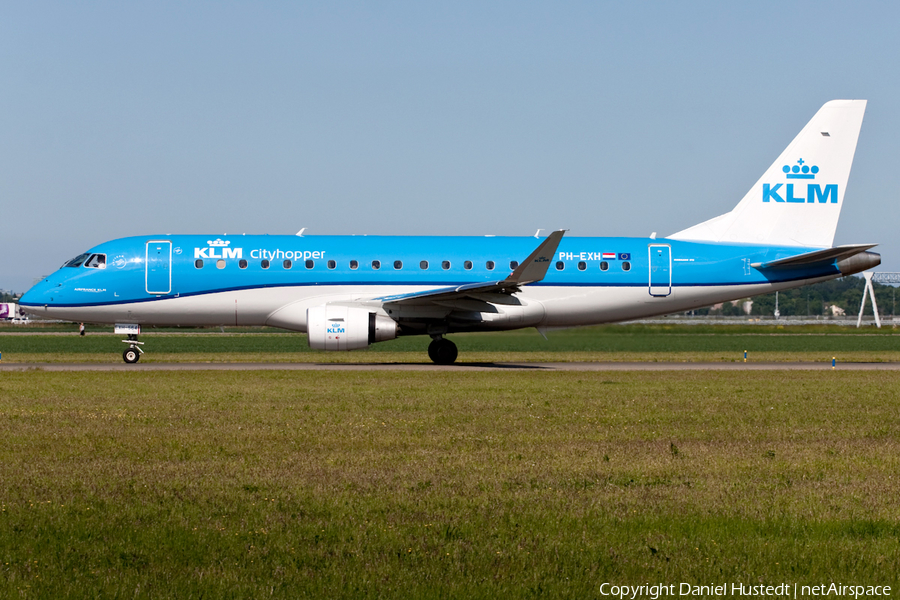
[63,253,89,268]
[84,254,106,269]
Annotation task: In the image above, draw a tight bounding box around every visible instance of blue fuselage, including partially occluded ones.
[21,234,846,332]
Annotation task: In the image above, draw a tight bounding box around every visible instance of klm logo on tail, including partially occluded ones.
[763,159,837,204]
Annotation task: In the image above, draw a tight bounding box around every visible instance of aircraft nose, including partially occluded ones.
[19,277,61,309]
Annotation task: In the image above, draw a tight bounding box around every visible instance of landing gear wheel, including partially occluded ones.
[123,347,140,364]
[120,332,144,363]
[428,338,458,365]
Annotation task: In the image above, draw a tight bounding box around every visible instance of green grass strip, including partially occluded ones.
[1,371,898,597]
[2,324,900,363]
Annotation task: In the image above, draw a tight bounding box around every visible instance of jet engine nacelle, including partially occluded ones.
[307,305,398,351]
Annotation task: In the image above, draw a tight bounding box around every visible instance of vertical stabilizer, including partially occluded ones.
[670,100,866,247]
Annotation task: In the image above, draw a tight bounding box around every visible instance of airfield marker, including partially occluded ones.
[744,350,747,363]
[832,356,836,370]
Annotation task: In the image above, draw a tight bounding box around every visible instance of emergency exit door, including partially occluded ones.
[146,240,172,295]
[648,244,671,297]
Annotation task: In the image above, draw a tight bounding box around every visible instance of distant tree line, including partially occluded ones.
[693,275,895,317]
[0,290,18,303]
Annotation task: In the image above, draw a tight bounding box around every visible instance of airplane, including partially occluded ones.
[19,100,879,365]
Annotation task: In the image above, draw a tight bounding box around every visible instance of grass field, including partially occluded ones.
[2,323,900,363]
[2,370,899,598]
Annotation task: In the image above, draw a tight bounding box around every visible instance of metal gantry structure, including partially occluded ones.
[857,272,900,328]
[872,272,900,284]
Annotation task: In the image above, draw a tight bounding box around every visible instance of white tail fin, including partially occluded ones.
[670,100,867,248]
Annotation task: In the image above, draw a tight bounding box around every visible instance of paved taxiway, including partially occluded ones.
[2,362,900,372]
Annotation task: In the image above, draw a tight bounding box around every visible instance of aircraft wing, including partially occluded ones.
[374,229,566,304]
[751,244,878,270]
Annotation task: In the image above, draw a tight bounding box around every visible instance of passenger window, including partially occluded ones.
[442,261,450,270]
[261,259,270,269]
[394,260,403,270]
[283,259,292,269]
[420,260,428,270]
[578,261,586,271]
[509,261,519,270]
[350,260,358,270]
[600,261,609,271]
[327,260,336,269]
[305,259,314,269]
[84,254,106,269]
[622,261,631,271]
[372,260,381,270]
[239,259,248,269]
[216,259,225,269]
[195,259,204,269]
[464,261,473,270]
[486,261,495,271]
[555,261,564,271]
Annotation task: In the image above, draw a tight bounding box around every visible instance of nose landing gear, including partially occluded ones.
[115,325,144,364]
[427,336,458,365]
[122,334,144,363]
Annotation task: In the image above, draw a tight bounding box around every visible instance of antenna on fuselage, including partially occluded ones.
[296,228,306,237]
[534,229,543,238]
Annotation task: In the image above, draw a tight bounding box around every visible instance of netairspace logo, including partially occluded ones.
[597,581,891,599]
[763,159,838,204]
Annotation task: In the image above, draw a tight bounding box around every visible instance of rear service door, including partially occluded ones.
[648,244,671,297]
[146,240,172,294]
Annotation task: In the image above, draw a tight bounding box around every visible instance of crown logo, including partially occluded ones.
[207,239,231,247]
[782,158,818,180]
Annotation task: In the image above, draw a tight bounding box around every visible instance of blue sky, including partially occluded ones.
[2,1,898,293]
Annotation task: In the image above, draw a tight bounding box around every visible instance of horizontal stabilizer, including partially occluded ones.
[751,244,877,270]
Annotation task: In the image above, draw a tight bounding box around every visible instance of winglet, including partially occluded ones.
[505,229,566,285]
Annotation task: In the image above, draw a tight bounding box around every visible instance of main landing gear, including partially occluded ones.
[122,334,144,364]
[427,336,458,365]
